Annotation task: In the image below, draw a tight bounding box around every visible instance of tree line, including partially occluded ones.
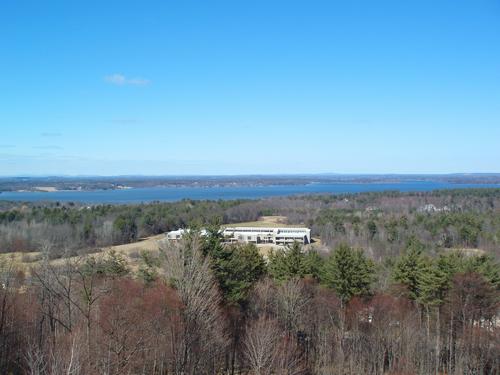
[1,189,500,261]
[1,227,499,374]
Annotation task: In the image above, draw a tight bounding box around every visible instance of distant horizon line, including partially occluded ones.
[1,172,500,179]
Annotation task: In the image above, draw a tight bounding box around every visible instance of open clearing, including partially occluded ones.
[224,215,293,228]
[0,234,165,275]
[0,216,322,273]
[445,247,486,256]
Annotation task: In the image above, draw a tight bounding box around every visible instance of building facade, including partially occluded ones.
[222,227,311,245]
[166,227,311,245]
[165,228,208,241]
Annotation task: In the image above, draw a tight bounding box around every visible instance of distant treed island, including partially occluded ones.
[1,189,499,374]
[2,173,500,192]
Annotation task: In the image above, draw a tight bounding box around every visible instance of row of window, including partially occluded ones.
[224,228,308,234]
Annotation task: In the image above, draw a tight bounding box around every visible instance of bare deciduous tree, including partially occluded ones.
[160,236,229,375]
[242,316,281,375]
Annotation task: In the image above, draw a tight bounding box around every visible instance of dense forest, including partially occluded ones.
[1,230,499,374]
[1,189,500,259]
[0,189,499,374]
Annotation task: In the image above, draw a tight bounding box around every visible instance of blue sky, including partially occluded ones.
[1,0,499,175]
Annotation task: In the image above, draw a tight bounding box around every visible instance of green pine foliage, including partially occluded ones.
[321,244,375,304]
[417,260,449,307]
[203,229,266,305]
[221,243,267,305]
[268,242,309,281]
[392,240,500,306]
[392,237,428,300]
[464,254,500,289]
[303,249,325,281]
[80,250,130,278]
[137,250,161,284]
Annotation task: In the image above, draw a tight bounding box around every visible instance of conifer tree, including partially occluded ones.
[418,260,448,308]
[321,244,375,304]
[218,243,266,305]
[465,254,500,289]
[268,242,308,281]
[203,227,266,305]
[303,249,324,281]
[392,237,428,300]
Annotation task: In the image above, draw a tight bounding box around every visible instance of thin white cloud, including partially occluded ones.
[104,73,150,86]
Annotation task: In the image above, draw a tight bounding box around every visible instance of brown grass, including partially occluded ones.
[0,216,320,271]
[224,215,293,228]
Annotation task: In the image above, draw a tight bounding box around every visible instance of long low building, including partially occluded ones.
[166,227,311,245]
[223,227,311,245]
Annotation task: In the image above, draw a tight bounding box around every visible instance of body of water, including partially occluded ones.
[1,181,499,204]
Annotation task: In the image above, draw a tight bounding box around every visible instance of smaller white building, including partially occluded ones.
[165,228,208,241]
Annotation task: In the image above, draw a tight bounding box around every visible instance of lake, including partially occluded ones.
[1,181,499,204]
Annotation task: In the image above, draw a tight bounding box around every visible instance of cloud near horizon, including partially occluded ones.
[104,73,150,86]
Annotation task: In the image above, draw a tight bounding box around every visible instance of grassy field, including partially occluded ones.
[0,234,165,275]
[223,215,293,228]
[0,216,322,273]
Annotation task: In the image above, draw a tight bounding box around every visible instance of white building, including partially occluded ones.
[165,228,208,241]
[222,227,311,245]
[165,227,311,245]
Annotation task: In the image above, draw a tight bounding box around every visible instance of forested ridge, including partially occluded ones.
[0,189,499,374]
[1,189,499,258]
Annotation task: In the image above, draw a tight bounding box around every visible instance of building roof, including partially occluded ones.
[223,227,309,233]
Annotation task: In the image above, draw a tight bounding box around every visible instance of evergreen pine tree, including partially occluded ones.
[303,249,324,281]
[418,260,448,307]
[268,241,308,281]
[203,227,266,305]
[392,237,427,300]
[465,254,500,290]
[321,244,375,304]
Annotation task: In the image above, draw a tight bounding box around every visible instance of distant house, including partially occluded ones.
[166,227,311,245]
[417,204,451,213]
